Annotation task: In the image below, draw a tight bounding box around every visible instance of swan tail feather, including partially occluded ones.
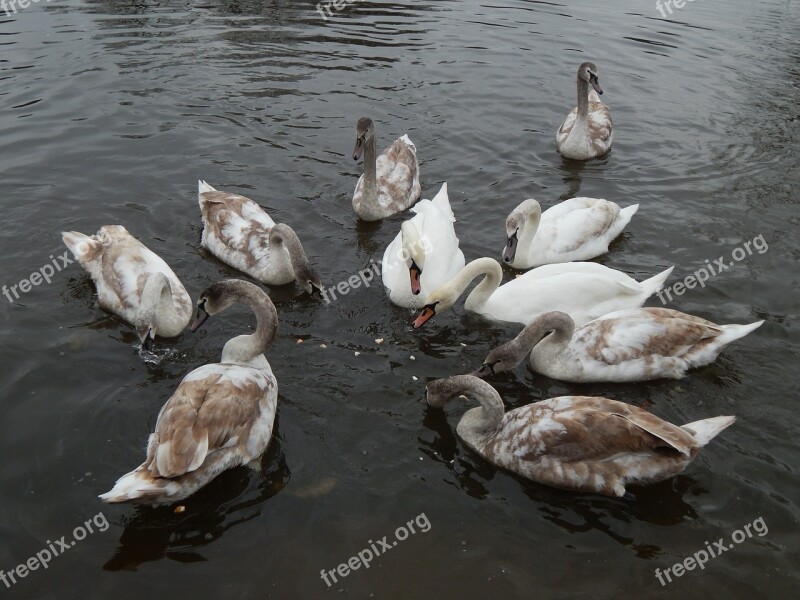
[682,416,736,447]
[99,468,178,505]
[640,266,674,297]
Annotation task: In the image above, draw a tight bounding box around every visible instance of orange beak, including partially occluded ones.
[413,307,435,329]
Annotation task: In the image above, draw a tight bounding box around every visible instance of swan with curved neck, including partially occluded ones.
[62,225,192,349]
[556,62,613,160]
[475,308,765,383]
[412,257,673,329]
[382,182,465,306]
[502,197,638,268]
[198,181,322,296]
[351,117,421,221]
[100,280,280,505]
[426,375,736,497]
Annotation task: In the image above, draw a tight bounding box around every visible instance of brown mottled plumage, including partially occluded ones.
[100,281,279,506]
[198,181,322,295]
[351,117,421,221]
[426,376,735,497]
[556,62,614,160]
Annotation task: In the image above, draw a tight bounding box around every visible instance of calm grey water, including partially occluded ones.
[0,0,797,598]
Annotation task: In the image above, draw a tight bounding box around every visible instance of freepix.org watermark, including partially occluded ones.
[0,512,109,590]
[316,0,363,21]
[655,516,768,586]
[320,512,432,588]
[1,0,49,17]
[656,234,767,305]
[2,230,111,304]
[321,235,433,304]
[655,0,703,19]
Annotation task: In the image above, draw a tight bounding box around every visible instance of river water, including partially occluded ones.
[0,0,797,598]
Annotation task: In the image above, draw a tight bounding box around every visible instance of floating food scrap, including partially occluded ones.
[375,338,384,344]
[174,505,186,514]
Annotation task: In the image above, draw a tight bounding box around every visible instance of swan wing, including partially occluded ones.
[574,308,723,365]
[146,363,276,478]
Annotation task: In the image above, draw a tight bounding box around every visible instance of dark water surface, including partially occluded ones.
[1,0,797,598]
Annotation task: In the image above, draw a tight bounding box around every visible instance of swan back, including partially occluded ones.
[62,225,192,337]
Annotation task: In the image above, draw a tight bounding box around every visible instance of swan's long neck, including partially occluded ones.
[517,202,542,259]
[453,376,505,431]
[270,224,308,280]
[576,77,590,121]
[459,258,503,312]
[511,312,574,366]
[140,273,181,331]
[220,286,278,365]
[363,133,378,206]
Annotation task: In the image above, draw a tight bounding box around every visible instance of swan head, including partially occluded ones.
[190,281,241,331]
[294,261,323,299]
[412,287,454,328]
[135,324,156,352]
[426,376,505,433]
[270,224,323,298]
[473,343,517,378]
[400,220,427,295]
[579,62,603,95]
[353,117,375,161]
[503,199,541,263]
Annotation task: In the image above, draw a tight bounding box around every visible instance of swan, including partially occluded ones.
[475,309,765,383]
[426,375,735,497]
[382,182,465,307]
[100,280,279,505]
[412,258,673,329]
[502,198,638,269]
[198,181,322,296]
[556,62,613,160]
[62,225,192,349]
[351,117,421,221]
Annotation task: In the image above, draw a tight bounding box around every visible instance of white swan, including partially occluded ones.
[412,258,673,329]
[502,198,638,268]
[476,309,765,383]
[198,181,322,296]
[62,225,192,349]
[382,182,465,307]
[100,280,279,506]
[556,62,613,160]
[351,117,421,221]
[426,375,735,497]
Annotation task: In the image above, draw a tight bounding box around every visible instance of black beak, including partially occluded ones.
[310,283,323,300]
[353,137,364,161]
[142,331,154,352]
[503,231,518,263]
[191,307,210,332]
[471,364,494,379]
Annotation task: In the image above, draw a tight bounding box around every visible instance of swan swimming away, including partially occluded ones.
[100,280,280,506]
